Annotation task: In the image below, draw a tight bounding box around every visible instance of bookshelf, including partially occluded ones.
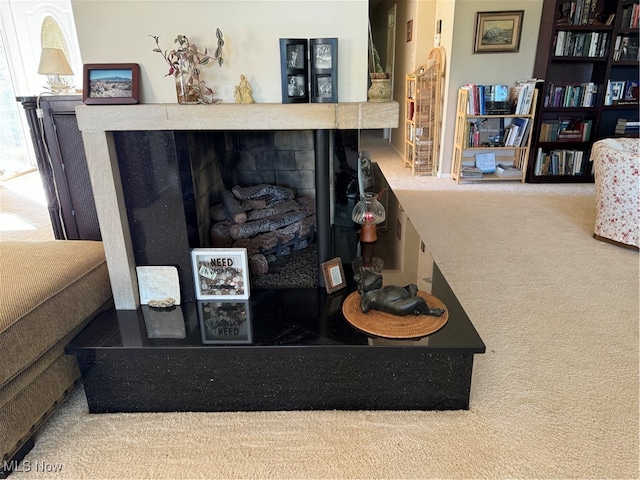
[451,85,538,184]
[528,0,639,183]
[404,47,444,176]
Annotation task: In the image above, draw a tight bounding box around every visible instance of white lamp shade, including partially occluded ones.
[38,48,74,75]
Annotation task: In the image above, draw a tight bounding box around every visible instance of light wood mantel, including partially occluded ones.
[76,102,399,132]
[77,101,399,310]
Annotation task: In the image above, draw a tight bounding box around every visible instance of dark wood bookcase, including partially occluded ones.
[528,0,639,183]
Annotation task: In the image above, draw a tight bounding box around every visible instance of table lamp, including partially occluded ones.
[38,48,74,94]
[351,191,386,275]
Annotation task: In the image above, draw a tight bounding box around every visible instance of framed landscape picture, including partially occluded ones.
[310,38,338,103]
[280,38,309,103]
[82,63,140,104]
[473,11,524,53]
[191,248,250,300]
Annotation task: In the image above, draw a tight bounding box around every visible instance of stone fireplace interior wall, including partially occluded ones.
[182,131,227,248]
[187,130,317,248]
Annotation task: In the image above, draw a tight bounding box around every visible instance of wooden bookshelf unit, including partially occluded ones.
[451,87,538,184]
[528,0,639,183]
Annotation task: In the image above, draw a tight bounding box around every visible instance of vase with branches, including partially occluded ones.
[150,30,224,104]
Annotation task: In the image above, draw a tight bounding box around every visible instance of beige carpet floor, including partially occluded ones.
[5,159,640,479]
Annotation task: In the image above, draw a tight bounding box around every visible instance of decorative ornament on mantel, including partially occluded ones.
[150,30,224,105]
[234,74,255,104]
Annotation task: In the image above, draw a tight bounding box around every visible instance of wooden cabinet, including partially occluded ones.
[404,47,443,176]
[451,87,538,184]
[528,0,639,183]
[17,95,101,240]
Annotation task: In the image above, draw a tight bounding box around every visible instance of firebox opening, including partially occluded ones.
[185,129,325,289]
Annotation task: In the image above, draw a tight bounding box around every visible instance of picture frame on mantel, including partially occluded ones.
[280,38,310,103]
[310,38,338,103]
[473,11,524,53]
[191,248,250,300]
[82,63,140,104]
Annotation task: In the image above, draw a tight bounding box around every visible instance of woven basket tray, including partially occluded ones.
[342,290,448,339]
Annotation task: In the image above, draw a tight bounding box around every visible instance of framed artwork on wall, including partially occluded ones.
[280,38,309,103]
[473,11,524,53]
[191,248,250,300]
[310,38,338,103]
[82,63,140,104]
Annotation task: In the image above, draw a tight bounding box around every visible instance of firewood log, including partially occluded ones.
[240,198,267,210]
[210,221,234,247]
[246,200,299,221]
[232,184,294,202]
[249,254,269,276]
[210,202,227,222]
[296,196,316,216]
[229,210,307,239]
[222,190,247,224]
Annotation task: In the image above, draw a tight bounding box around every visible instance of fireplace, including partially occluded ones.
[114,129,325,298]
[75,102,399,309]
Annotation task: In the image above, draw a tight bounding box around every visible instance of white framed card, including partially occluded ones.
[475,152,497,173]
[191,248,250,300]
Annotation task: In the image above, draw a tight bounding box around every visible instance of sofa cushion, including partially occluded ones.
[0,346,79,462]
[0,240,112,389]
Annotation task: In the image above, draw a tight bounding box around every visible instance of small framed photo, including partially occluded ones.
[473,11,524,53]
[198,300,252,345]
[310,38,338,103]
[321,257,346,294]
[82,63,140,104]
[407,19,413,42]
[191,248,250,300]
[280,38,309,103]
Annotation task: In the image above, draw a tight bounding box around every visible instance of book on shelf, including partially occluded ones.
[605,80,639,106]
[495,163,522,178]
[615,118,640,137]
[534,148,589,176]
[510,117,530,147]
[513,79,542,115]
[621,3,640,29]
[613,36,640,62]
[544,82,599,108]
[554,30,609,58]
[462,83,521,115]
[460,163,483,178]
[539,118,593,142]
[558,0,608,26]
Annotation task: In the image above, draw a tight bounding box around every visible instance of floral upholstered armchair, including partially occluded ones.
[592,138,640,248]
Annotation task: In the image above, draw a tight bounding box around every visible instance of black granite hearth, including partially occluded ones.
[66,264,485,412]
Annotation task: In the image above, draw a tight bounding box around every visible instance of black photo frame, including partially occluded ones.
[280,38,309,103]
[82,63,140,104]
[310,38,338,103]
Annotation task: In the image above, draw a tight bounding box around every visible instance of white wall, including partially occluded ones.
[71,0,370,103]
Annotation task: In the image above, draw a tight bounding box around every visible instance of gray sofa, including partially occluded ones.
[0,241,112,477]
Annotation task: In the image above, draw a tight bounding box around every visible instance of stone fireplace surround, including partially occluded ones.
[76,102,399,310]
